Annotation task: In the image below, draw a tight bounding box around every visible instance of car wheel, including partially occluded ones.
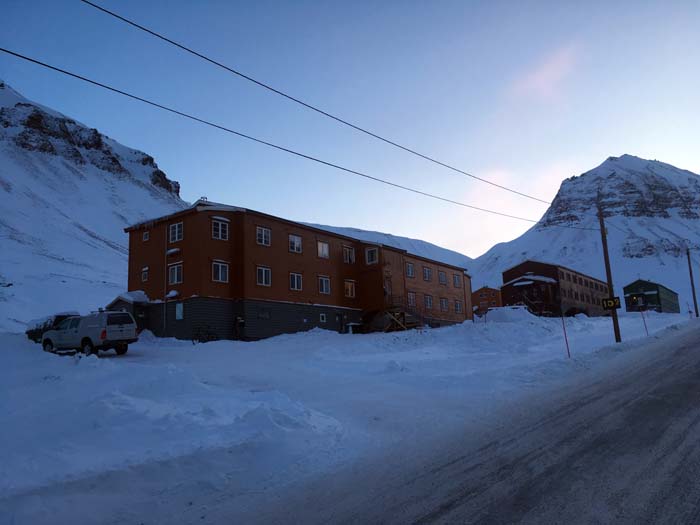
[81,339,97,356]
[43,340,54,353]
[115,344,128,356]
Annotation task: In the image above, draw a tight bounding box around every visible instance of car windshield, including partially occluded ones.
[107,313,134,325]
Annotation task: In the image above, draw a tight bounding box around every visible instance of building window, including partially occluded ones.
[408,291,416,307]
[289,234,302,253]
[491,301,496,306]
[212,220,229,240]
[406,262,415,278]
[256,266,271,286]
[319,313,327,323]
[289,272,302,291]
[175,302,184,320]
[424,294,433,309]
[317,240,330,259]
[453,274,461,287]
[168,262,182,284]
[479,292,485,298]
[318,275,331,295]
[438,271,447,285]
[455,300,463,313]
[212,261,229,282]
[141,266,149,282]
[256,226,271,246]
[423,267,432,281]
[342,245,355,264]
[440,297,449,311]
[365,247,379,265]
[169,222,183,243]
[344,280,356,298]
[142,231,150,242]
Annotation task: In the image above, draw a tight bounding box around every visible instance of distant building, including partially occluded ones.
[123,199,472,340]
[623,279,680,313]
[471,286,502,315]
[501,260,609,317]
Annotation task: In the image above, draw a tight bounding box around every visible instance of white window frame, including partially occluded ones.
[440,297,449,311]
[438,271,447,285]
[455,300,463,313]
[406,262,415,278]
[319,313,327,323]
[141,266,149,282]
[365,247,379,265]
[344,280,356,298]
[256,265,272,287]
[453,274,462,288]
[342,245,356,264]
[407,291,416,307]
[423,266,432,281]
[175,302,184,320]
[318,275,331,295]
[169,222,183,243]
[424,294,433,309]
[290,272,303,291]
[212,260,229,283]
[317,240,330,259]
[256,226,271,246]
[212,220,229,241]
[142,230,149,242]
[289,234,303,254]
[168,262,183,285]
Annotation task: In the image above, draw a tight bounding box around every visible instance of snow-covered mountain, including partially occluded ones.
[472,154,700,310]
[0,81,186,330]
[308,224,474,270]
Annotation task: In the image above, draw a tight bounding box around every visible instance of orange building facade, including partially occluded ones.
[123,200,472,340]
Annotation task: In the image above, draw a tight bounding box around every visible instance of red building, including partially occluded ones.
[471,286,502,315]
[501,260,609,317]
[119,200,472,340]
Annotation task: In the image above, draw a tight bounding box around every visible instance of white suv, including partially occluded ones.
[41,311,138,356]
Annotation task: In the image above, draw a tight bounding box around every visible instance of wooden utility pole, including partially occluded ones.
[597,204,622,343]
[687,247,699,318]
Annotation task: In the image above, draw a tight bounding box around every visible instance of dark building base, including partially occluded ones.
[141,297,363,341]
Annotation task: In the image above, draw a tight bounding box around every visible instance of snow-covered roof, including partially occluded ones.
[504,274,558,287]
[107,291,150,308]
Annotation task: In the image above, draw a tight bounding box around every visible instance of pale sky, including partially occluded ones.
[2,0,699,258]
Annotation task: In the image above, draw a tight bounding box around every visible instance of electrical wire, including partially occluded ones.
[0,47,598,230]
[78,0,551,205]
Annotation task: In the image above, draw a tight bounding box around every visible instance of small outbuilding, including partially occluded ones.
[623,279,680,313]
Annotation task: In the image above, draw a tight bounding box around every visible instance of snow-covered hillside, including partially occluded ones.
[472,155,700,309]
[0,81,186,330]
[308,224,473,270]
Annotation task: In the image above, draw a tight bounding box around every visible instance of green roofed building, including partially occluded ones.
[623,279,680,313]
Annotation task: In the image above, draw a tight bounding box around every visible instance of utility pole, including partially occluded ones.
[687,247,699,318]
[597,203,622,343]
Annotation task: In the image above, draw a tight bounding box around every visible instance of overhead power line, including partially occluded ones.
[0,48,596,230]
[78,0,551,205]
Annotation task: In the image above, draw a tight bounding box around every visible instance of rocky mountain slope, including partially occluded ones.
[472,154,700,311]
[0,81,186,330]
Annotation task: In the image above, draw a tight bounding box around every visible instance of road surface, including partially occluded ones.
[248,321,700,524]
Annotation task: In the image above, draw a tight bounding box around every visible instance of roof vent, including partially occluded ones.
[200,196,208,202]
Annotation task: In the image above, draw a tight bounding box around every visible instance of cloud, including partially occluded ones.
[510,43,580,101]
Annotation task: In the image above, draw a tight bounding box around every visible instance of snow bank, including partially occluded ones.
[0,312,691,500]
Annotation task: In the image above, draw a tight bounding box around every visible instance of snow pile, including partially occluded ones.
[0,311,689,501]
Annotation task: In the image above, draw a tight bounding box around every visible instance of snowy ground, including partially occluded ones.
[0,309,692,523]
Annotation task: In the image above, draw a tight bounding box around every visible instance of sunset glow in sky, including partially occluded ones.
[2,0,699,257]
